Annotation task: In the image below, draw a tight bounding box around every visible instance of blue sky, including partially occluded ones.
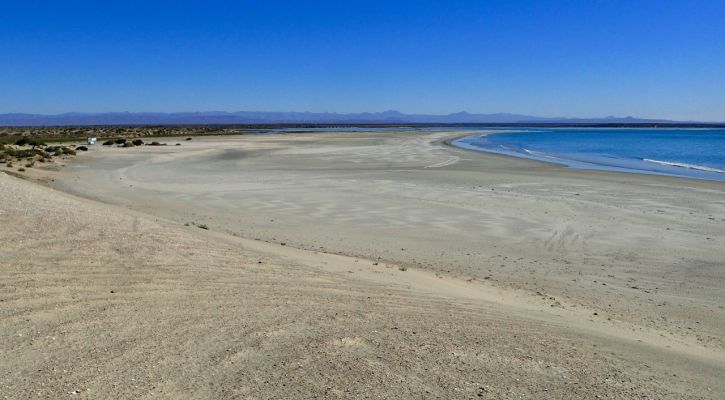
[1,1,724,121]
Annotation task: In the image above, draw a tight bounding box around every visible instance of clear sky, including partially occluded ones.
[1,1,724,121]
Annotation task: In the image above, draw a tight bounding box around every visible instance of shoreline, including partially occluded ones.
[449,130,725,183]
[3,130,724,398]
[45,131,725,324]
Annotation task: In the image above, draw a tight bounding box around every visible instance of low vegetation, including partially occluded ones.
[0,125,245,145]
[1,142,80,170]
[0,127,192,173]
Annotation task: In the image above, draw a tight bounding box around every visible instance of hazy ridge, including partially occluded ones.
[0,110,688,126]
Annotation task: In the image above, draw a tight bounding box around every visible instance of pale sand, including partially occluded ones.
[2,130,724,398]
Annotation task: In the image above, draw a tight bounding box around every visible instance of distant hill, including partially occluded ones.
[0,110,696,126]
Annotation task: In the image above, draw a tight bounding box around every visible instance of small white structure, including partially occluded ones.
[87,137,97,145]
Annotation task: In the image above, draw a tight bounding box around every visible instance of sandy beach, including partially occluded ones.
[2,130,724,398]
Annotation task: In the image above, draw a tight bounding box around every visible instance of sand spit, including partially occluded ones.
[2,130,724,398]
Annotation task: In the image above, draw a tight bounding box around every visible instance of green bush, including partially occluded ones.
[14,137,29,146]
[122,142,134,147]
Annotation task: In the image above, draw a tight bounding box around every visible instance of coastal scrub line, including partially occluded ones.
[1,141,79,168]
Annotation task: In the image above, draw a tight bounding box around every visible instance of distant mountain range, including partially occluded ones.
[0,110,711,126]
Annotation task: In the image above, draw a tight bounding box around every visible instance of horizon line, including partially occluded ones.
[1,110,722,123]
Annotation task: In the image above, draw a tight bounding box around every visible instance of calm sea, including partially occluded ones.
[453,128,725,181]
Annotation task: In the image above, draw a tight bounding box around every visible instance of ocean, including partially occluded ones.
[453,128,725,181]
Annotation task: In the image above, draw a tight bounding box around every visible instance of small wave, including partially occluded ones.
[643,159,725,173]
[522,148,568,162]
[522,148,547,156]
[499,144,522,152]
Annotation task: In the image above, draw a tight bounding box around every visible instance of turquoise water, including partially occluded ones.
[453,128,725,181]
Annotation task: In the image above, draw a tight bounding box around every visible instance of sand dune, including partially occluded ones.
[2,130,724,398]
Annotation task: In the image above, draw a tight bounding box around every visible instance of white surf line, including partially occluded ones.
[425,156,460,168]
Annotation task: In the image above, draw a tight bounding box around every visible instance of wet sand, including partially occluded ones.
[2,130,724,398]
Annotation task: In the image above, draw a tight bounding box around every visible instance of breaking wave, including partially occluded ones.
[642,159,725,174]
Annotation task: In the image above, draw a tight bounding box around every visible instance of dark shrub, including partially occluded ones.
[35,149,50,157]
[15,137,29,146]
[132,139,144,146]
[14,149,35,159]
[122,142,134,147]
[115,138,127,144]
[76,146,89,151]
[148,141,164,146]
[103,140,114,146]
[62,147,77,155]
[185,137,192,141]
